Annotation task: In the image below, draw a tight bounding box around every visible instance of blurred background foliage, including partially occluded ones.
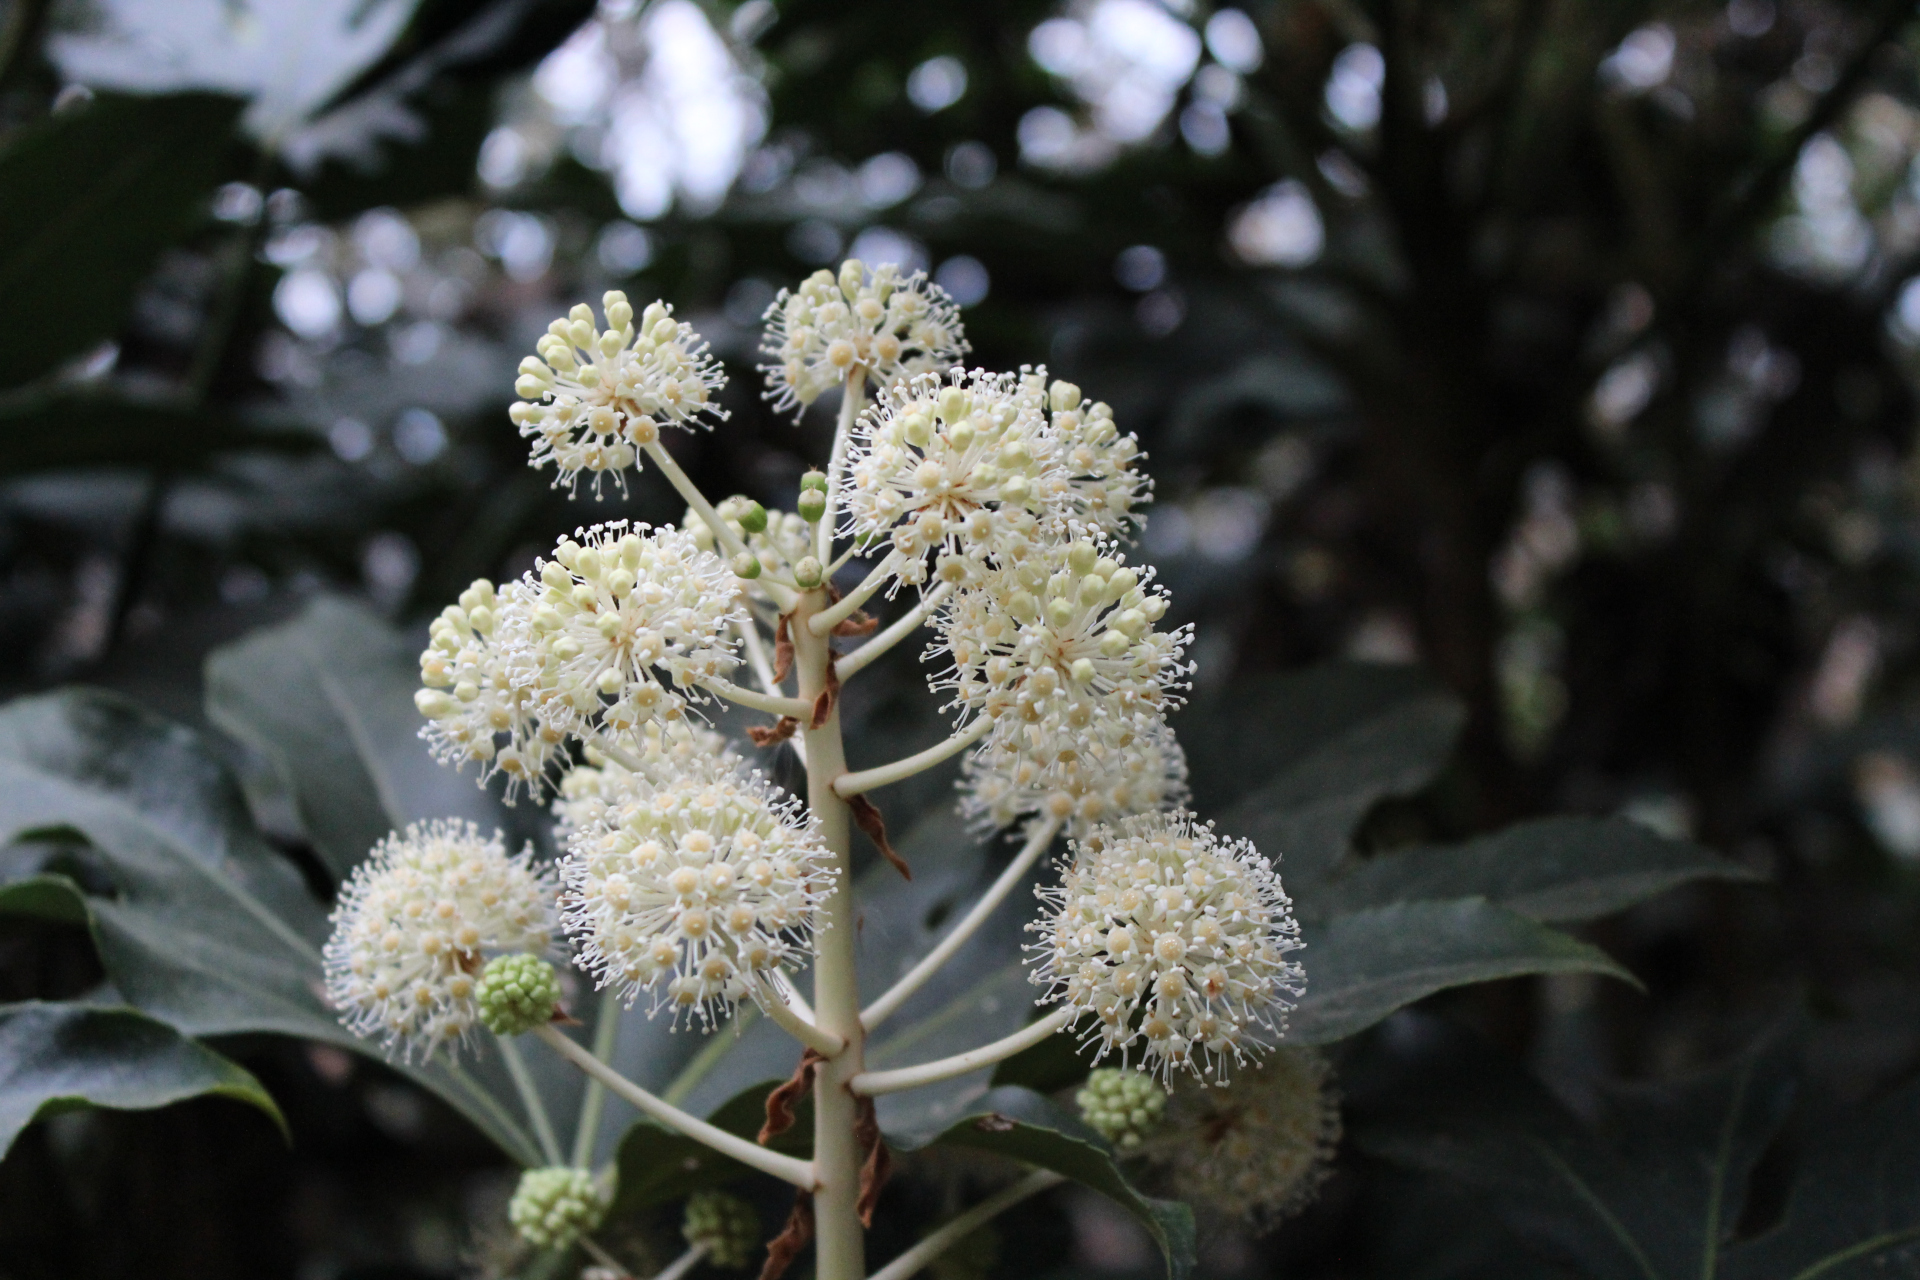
[13,0,1920,1275]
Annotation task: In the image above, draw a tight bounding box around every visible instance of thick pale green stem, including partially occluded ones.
[835,581,952,681]
[570,991,622,1168]
[866,1170,1065,1280]
[851,1009,1072,1096]
[834,718,992,798]
[703,677,814,719]
[534,1025,815,1187]
[497,1035,563,1165]
[653,1244,710,1280]
[817,372,866,564]
[795,587,867,1280]
[862,816,1062,1031]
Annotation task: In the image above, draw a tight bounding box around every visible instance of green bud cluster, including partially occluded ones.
[1076,1067,1166,1150]
[683,1189,760,1269]
[476,953,560,1036]
[508,1166,605,1249]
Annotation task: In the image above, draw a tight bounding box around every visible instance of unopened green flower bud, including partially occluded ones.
[732,552,763,580]
[797,489,827,523]
[508,1166,605,1249]
[793,556,824,589]
[799,470,829,492]
[476,953,560,1036]
[1077,1067,1166,1150]
[683,1189,760,1269]
[738,501,769,534]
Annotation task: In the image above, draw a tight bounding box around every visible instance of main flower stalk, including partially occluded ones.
[795,585,866,1279]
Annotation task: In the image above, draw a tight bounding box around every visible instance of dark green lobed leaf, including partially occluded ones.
[1288,898,1639,1046]
[1317,816,1761,925]
[0,1000,285,1158]
[901,1084,1194,1280]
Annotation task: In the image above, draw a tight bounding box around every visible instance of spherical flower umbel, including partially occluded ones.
[552,720,738,841]
[960,716,1189,835]
[511,291,726,494]
[935,535,1191,784]
[840,367,1152,593]
[560,753,834,1025]
[1016,367,1152,541]
[1077,1066,1168,1149]
[682,1190,761,1269]
[509,1166,607,1249]
[416,577,567,800]
[476,953,562,1036]
[323,820,558,1061]
[759,259,968,415]
[522,521,746,738]
[841,369,1055,591]
[1156,1047,1340,1226]
[1028,810,1304,1082]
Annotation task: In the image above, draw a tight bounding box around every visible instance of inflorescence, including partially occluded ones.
[323,820,557,1061]
[759,259,969,415]
[512,292,727,494]
[312,255,1319,1250]
[1029,810,1305,1082]
[559,753,835,1025]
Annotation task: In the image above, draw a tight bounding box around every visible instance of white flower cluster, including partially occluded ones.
[961,718,1188,835]
[1160,1047,1340,1226]
[415,577,566,797]
[560,753,834,1024]
[552,721,737,841]
[323,820,557,1061]
[841,368,1150,594]
[511,292,727,494]
[759,259,968,414]
[935,536,1190,819]
[1029,811,1303,1081]
[415,523,744,797]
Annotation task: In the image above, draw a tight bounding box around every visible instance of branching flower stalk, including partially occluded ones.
[326,260,1307,1280]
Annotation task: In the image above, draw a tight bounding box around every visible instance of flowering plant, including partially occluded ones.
[0,261,1756,1280]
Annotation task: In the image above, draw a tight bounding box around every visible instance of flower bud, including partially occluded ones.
[797,489,827,523]
[731,552,762,579]
[509,1166,605,1249]
[793,556,824,589]
[414,688,455,719]
[738,501,768,533]
[799,470,829,492]
[476,953,561,1036]
[683,1190,761,1269]
[1077,1066,1166,1149]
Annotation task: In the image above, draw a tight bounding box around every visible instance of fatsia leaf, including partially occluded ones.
[0,1001,285,1158]
[1318,817,1761,924]
[1722,1077,1920,1280]
[0,686,553,1165]
[1350,1017,1797,1280]
[1287,899,1638,1045]
[903,1084,1195,1280]
[1186,666,1466,896]
[0,92,242,388]
[204,595,516,882]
